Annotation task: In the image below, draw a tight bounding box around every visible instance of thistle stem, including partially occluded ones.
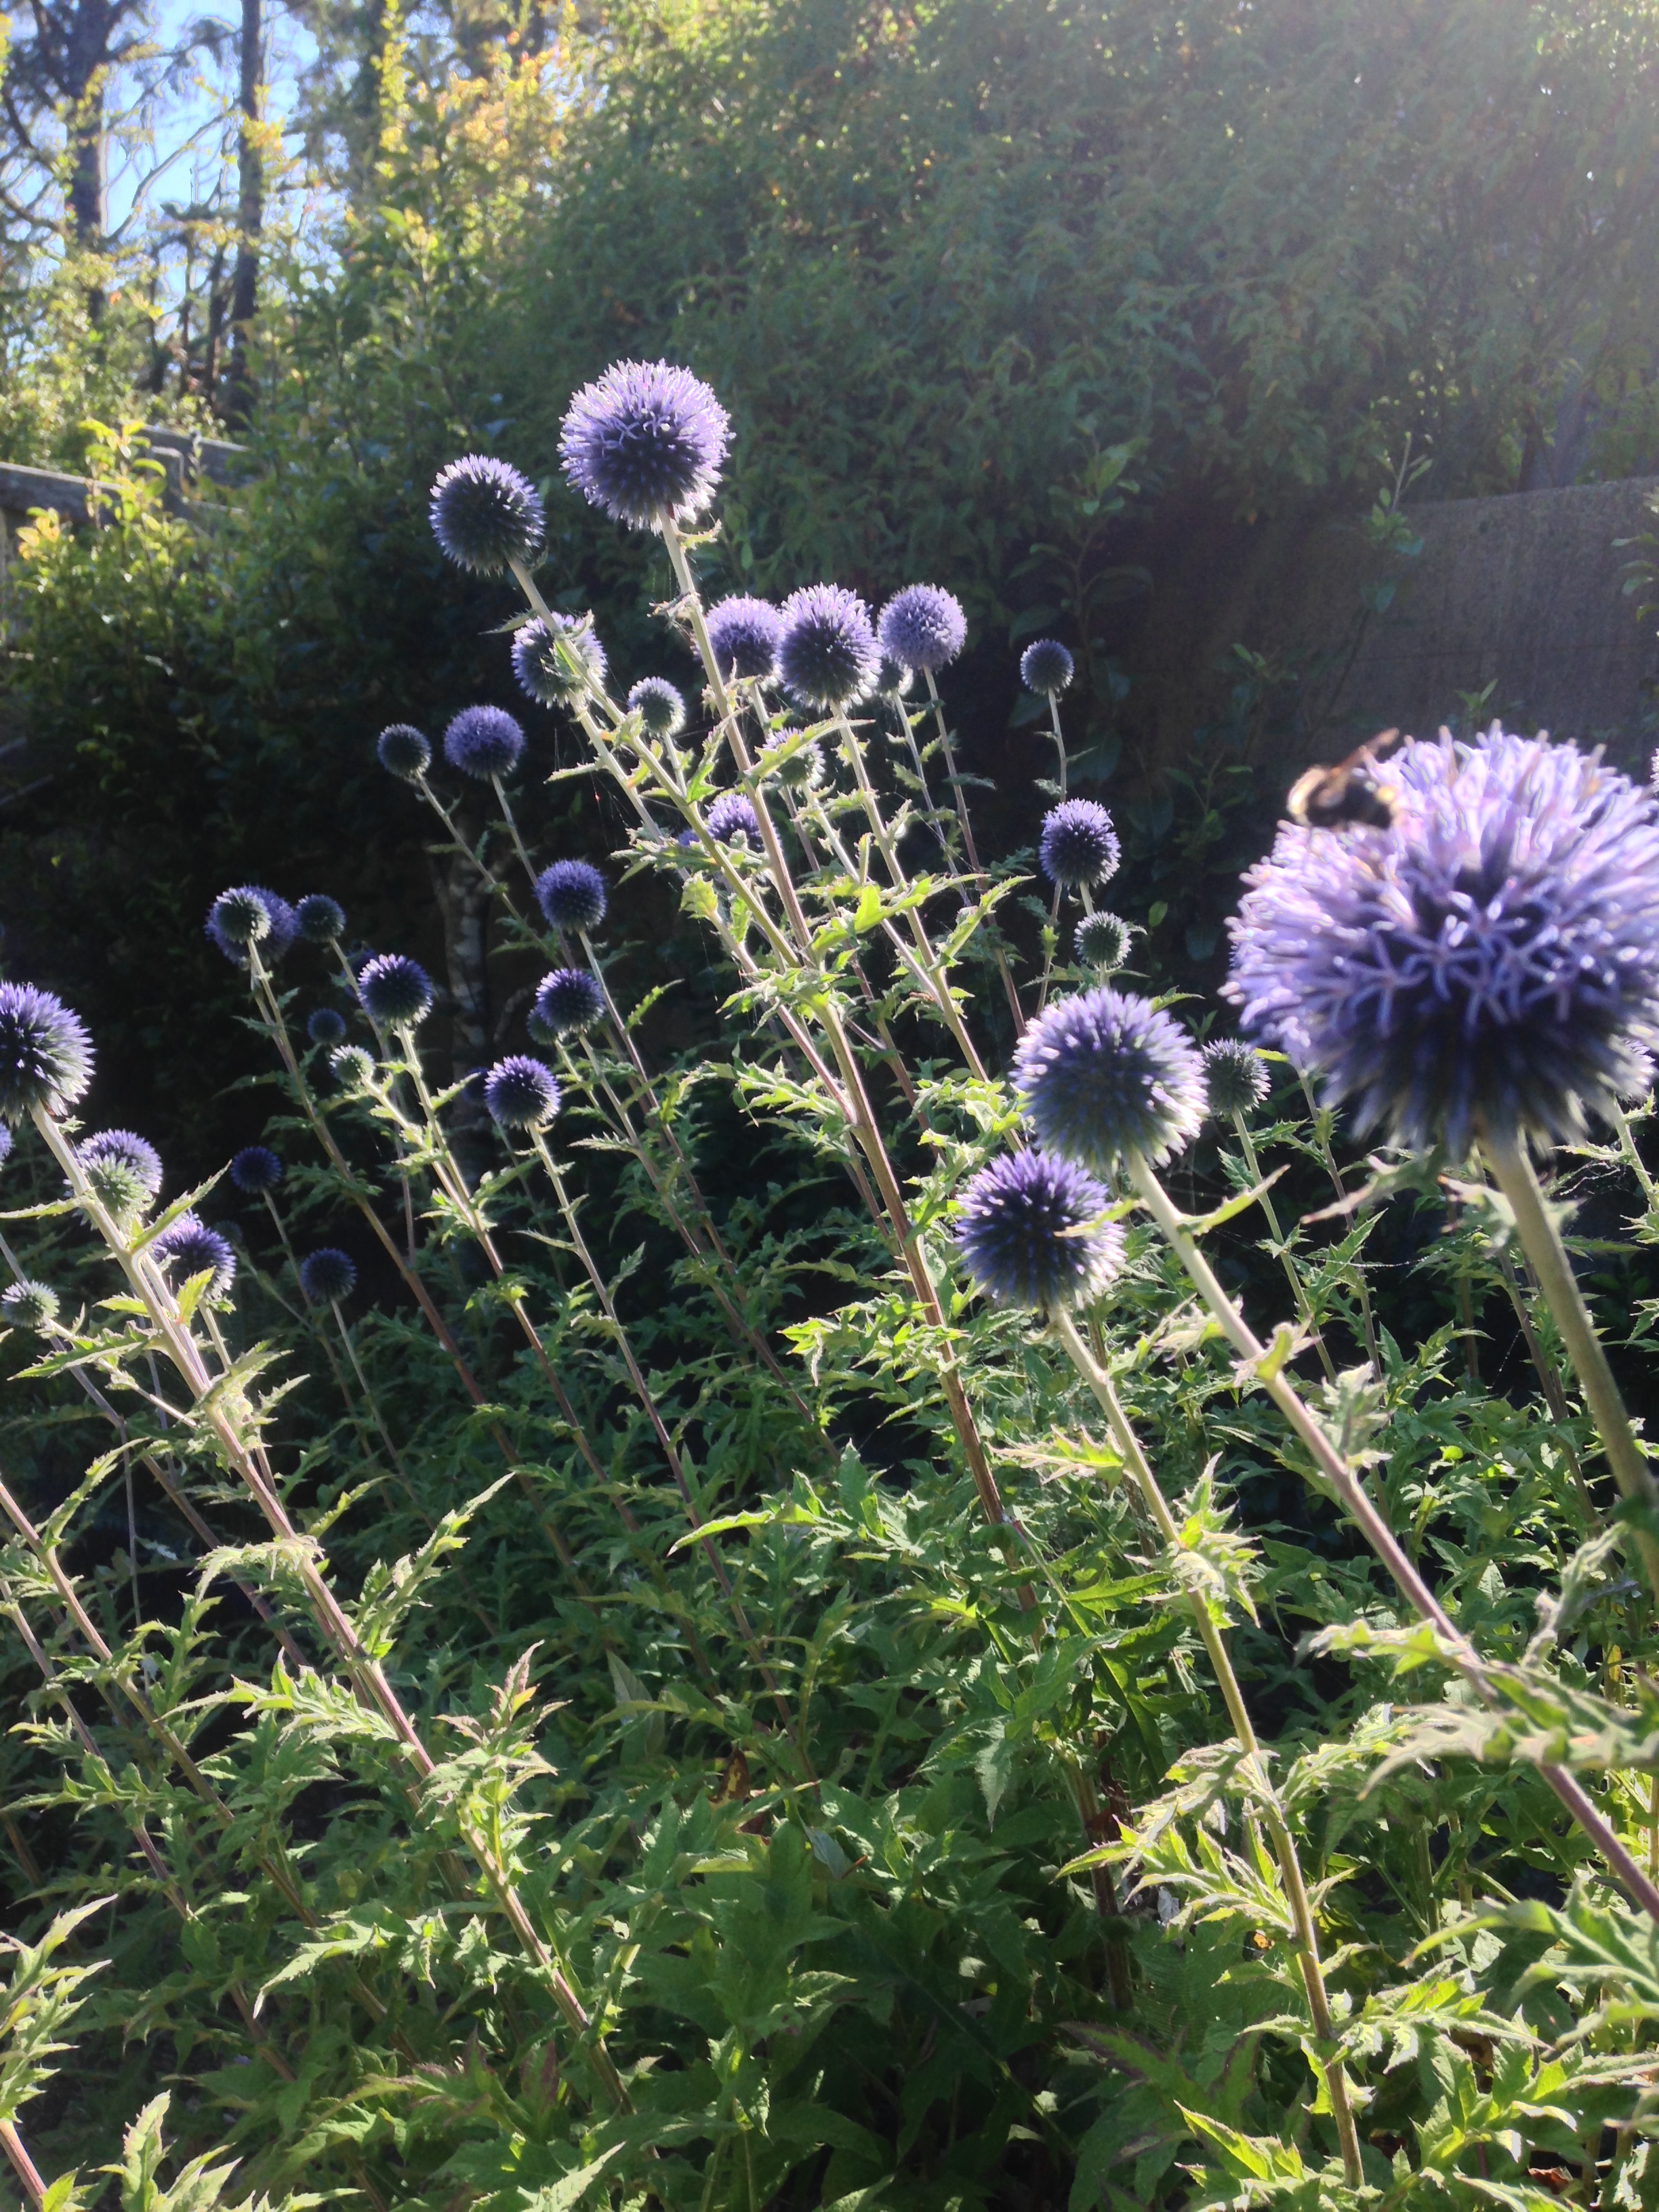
[1230,1110,1338,1383]
[1610,1101,1658,1209]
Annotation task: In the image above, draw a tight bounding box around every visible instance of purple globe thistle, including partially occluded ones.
[559,359,730,529]
[1012,987,1206,1170]
[704,596,783,683]
[429,455,545,575]
[206,886,298,966]
[3,1279,59,1330]
[307,1007,348,1047]
[628,677,686,738]
[229,1144,283,1195]
[1204,1039,1271,1119]
[298,1246,356,1303]
[295,895,346,945]
[1226,730,1659,1151]
[532,968,605,1038]
[484,1054,561,1128]
[359,954,434,1029]
[878,585,967,674]
[1040,799,1120,890]
[761,729,825,792]
[79,1129,163,1218]
[444,705,525,781]
[1021,639,1075,696]
[512,615,608,707]
[778,584,881,710]
[151,1214,237,1299]
[1076,912,1132,972]
[0,983,94,1123]
[534,859,607,935]
[377,723,431,779]
[705,792,760,846]
[955,1149,1124,1313]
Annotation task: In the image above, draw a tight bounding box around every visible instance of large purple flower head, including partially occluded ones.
[1203,1039,1271,1119]
[79,1129,163,1218]
[778,584,881,710]
[705,596,783,682]
[444,705,525,781]
[429,455,545,575]
[559,359,730,529]
[1021,639,1075,696]
[1012,987,1206,1170]
[484,1054,560,1128]
[512,615,607,707]
[1040,800,1120,890]
[535,859,607,935]
[955,1149,1124,1313]
[1225,730,1659,1151]
[627,678,685,737]
[878,585,966,675]
[532,968,605,1038]
[0,984,93,1123]
[206,886,298,966]
[705,792,760,847]
[151,1213,237,1300]
[359,954,434,1029]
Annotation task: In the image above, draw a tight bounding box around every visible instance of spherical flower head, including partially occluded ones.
[628,677,685,738]
[955,1149,1124,1313]
[1012,987,1207,1170]
[1040,799,1121,890]
[1076,912,1133,972]
[331,1044,375,1090]
[429,454,545,575]
[878,584,967,674]
[761,729,825,792]
[3,1279,59,1330]
[485,1054,560,1128]
[778,584,881,710]
[705,792,760,846]
[532,968,605,1038]
[152,1214,237,1300]
[0,983,94,1123]
[1225,730,1659,1151]
[230,1144,282,1195]
[80,1128,163,1218]
[535,859,607,935]
[299,1246,356,1303]
[705,596,782,683]
[360,954,434,1029]
[295,895,346,945]
[1204,1039,1271,1119]
[377,723,431,779]
[559,359,730,529]
[876,656,914,699]
[512,615,607,707]
[205,886,297,966]
[1021,639,1075,696]
[444,705,525,781]
[308,1006,348,1047]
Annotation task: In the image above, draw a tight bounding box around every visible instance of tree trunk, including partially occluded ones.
[226,0,262,426]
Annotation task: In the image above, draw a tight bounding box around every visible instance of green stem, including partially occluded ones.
[1231,1111,1338,1383]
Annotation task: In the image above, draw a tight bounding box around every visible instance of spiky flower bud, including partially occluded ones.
[429,454,545,574]
[705,596,783,682]
[532,968,605,1038]
[512,615,608,707]
[307,1008,348,1047]
[778,584,881,709]
[878,584,967,674]
[0,983,94,1122]
[230,1145,283,1194]
[443,705,525,781]
[559,359,730,529]
[761,730,825,792]
[295,895,346,944]
[1039,800,1120,890]
[152,1214,237,1299]
[534,860,607,935]
[79,1129,163,1220]
[2,1279,59,1330]
[955,1149,1124,1313]
[1021,639,1074,695]
[298,1247,356,1303]
[330,1044,375,1089]
[627,678,686,737]
[484,1054,561,1128]
[1076,912,1132,972]
[377,724,431,779]
[205,886,297,966]
[705,792,761,847]
[359,955,434,1029]
[1203,1039,1271,1119]
[1012,987,1206,1170]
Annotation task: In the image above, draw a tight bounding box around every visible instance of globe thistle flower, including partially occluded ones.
[295,895,346,945]
[298,1247,356,1303]
[1204,1039,1271,1119]
[534,859,607,935]
[532,968,605,1038]
[1040,799,1121,890]
[628,677,685,737]
[1225,729,1659,1151]
[512,615,608,707]
[230,1144,283,1195]
[79,1129,163,1218]
[1076,912,1132,972]
[429,454,545,575]
[377,723,431,779]
[1021,639,1075,696]
[955,1149,1124,1313]
[0,983,94,1123]
[1012,987,1206,1170]
[359,954,434,1029]
[151,1214,237,1299]
[2,1279,59,1330]
[760,729,825,792]
[205,886,298,966]
[444,705,525,781]
[878,584,967,674]
[705,792,760,846]
[559,359,730,529]
[331,1044,375,1089]
[484,1054,561,1128]
[778,584,881,710]
[876,656,914,699]
[704,596,783,682]
[308,1007,348,1047]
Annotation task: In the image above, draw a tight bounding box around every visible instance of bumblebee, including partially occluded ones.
[1286,729,1403,831]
